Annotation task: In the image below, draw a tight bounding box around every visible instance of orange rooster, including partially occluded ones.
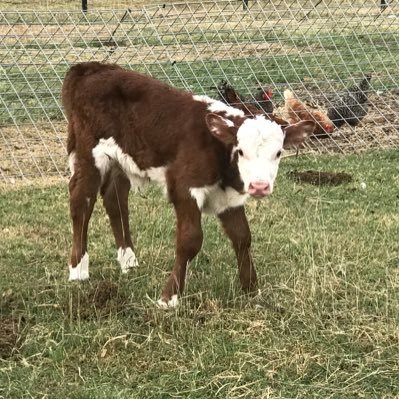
[283,89,334,136]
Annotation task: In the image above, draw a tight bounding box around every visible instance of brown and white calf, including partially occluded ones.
[62,62,315,308]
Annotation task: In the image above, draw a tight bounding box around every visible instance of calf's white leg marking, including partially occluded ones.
[157,295,179,309]
[69,252,89,281]
[117,247,139,273]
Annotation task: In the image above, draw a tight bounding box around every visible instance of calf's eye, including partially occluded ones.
[237,149,244,157]
[276,150,282,159]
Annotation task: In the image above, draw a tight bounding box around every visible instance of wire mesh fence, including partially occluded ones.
[1,0,399,184]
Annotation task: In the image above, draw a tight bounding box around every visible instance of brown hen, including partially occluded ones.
[284,89,334,136]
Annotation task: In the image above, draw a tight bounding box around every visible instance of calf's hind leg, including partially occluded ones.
[68,161,101,281]
[100,166,138,272]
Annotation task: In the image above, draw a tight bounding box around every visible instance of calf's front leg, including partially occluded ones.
[158,199,203,308]
[218,206,257,292]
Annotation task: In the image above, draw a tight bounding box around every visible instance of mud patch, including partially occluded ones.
[64,280,127,320]
[0,317,24,359]
[288,170,353,186]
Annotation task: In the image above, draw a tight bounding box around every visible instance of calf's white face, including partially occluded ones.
[235,116,284,197]
[205,113,285,198]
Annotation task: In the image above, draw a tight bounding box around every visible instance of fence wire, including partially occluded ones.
[1,0,399,184]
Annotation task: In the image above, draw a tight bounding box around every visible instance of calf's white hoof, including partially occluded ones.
[117,247,139,273]
[69,253,90,281]
[157,295,179,309]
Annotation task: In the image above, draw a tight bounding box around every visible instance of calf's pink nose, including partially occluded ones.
[248,181,270,197]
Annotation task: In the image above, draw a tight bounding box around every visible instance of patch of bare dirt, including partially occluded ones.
[64,280,127,321]
[0,317,24,359]
[288,170,353,186]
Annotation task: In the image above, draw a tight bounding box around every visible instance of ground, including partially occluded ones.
[1,3,399,396]
[0,150,398,398]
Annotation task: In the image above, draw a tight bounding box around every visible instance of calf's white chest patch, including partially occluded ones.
[190,184,248,215]
[92,137,167,192]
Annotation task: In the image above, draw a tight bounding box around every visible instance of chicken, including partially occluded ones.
[283,89,334,136]
[216,80,259,116]
[216,80,274,116]
[216,80,245,107]
[253,86,274,115]
[216,80,290,127]
[327,74,372,128]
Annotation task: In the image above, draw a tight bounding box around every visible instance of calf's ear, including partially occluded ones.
[205,113,237,145]
[283,120,316,148]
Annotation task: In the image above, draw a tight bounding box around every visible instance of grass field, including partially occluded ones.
[1,150,398,398]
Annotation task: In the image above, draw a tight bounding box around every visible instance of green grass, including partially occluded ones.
[2,40,398,125]
[1,150,398,398]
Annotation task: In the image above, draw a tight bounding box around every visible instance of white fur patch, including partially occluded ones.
[189,187,211,210]
[225,118,235,127]
[146,166,168,195]
[68,151,76,176]
[157,295,179,309]
[69,252,89,281]
[92,137,167,192]
[117,247,139,273]
[193,94,244,118]
[235,116,284,193]
[190,184,248,215]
